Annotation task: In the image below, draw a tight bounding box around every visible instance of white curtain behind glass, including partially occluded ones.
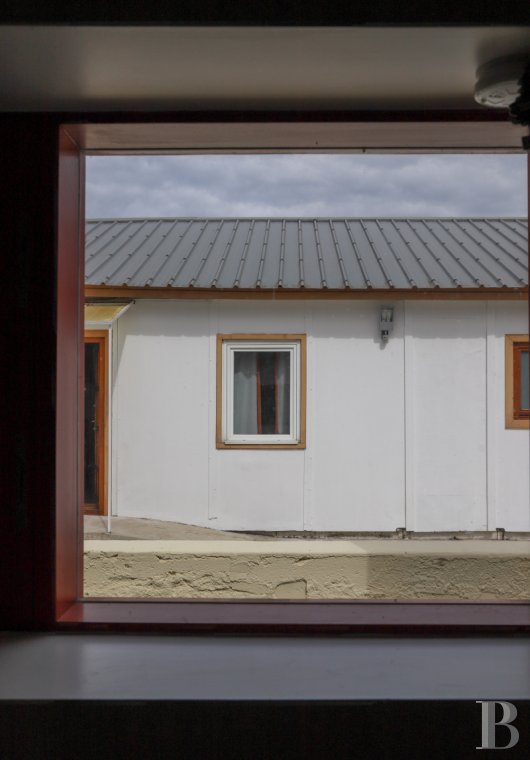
[233,352,258,434]
[521,350,529,409]
[233,351,290,435]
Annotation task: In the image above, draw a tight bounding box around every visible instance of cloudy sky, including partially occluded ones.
[86,154,526,219]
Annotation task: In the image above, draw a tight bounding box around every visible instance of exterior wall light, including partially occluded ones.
[380,306,394,343]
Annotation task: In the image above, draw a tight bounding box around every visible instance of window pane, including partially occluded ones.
[233,351,290,435]
[521,350,529,410]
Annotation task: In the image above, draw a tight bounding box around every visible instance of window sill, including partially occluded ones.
[216,441,306,449]
[56,599,530,633]
[1,632,530,701]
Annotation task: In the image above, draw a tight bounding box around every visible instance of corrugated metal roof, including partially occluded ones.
[85,218,528,290]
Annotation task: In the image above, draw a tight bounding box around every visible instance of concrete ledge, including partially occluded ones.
[84,540,530,599]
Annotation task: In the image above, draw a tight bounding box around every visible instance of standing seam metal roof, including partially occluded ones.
[85,218,528,290]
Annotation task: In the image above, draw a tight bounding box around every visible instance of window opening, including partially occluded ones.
[80,152,528,607]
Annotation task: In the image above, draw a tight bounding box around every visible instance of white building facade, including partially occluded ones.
[106,297,529,533]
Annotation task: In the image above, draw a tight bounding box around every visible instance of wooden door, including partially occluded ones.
[83,332,107,515]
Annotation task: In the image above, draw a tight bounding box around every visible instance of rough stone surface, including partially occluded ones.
[84,540,530,599]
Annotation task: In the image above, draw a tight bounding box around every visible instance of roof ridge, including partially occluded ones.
[86,216,529,223]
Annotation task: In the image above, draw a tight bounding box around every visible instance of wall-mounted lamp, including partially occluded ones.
[380,306,394,343]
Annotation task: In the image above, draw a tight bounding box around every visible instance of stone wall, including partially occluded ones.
[84,540,530,599]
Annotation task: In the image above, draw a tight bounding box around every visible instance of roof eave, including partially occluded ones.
[85,285,529,301]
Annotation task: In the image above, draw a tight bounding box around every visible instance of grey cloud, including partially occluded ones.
[86,155,526,219]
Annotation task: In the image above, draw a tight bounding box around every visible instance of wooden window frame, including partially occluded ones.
[216,334,307,449]
[505,335,530,429]
[83,331,109,515]
[45,117,530,632]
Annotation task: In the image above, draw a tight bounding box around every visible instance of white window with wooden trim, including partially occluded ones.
[217,334,306,448]
[505,334,530,429]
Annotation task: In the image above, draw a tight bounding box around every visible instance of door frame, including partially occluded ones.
[83,330,108,516]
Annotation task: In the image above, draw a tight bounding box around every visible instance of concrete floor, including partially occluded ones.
[84,515,268,541]
[84,516,530,542]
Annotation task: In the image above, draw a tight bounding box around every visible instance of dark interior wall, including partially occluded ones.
[1,700,528,760]
[1,1,529,24]
[0,116,61,627]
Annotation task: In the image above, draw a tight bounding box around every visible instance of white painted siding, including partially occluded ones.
[307,301,405,532]
[209,301,306,530]
[113,302,210,523]
[406,302,487,531]
[111,299,529,532]
[491,303,530,531]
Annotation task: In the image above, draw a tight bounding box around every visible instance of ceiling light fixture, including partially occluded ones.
[474,55,530,149]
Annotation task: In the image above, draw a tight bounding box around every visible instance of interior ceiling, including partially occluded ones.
[1,25,530,112]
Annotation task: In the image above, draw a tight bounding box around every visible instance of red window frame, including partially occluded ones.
[51,116,530,632]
